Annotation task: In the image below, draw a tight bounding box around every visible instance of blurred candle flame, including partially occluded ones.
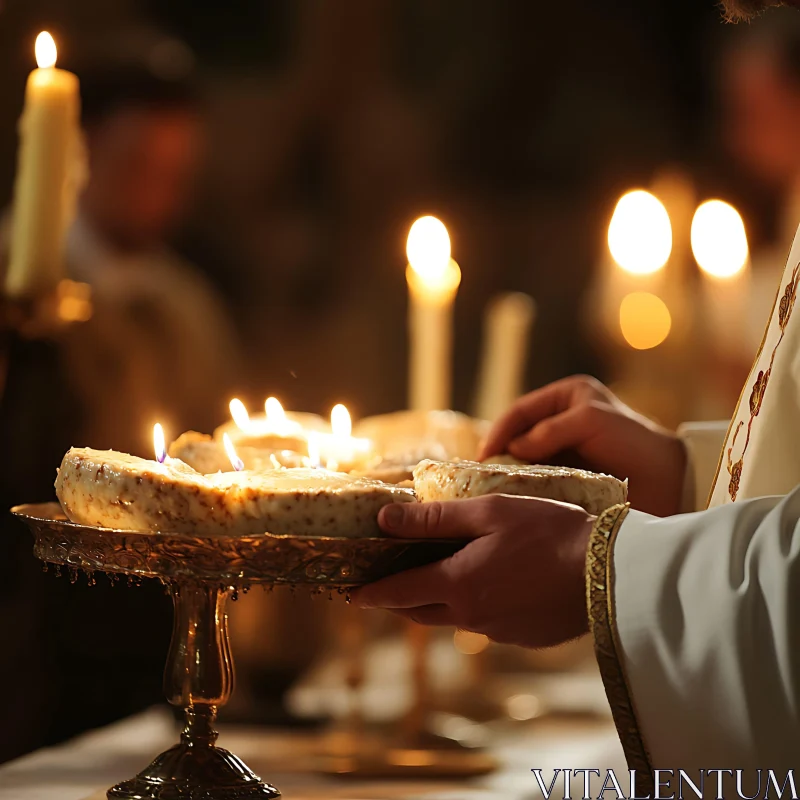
[35,32,57,69]
[331,403,352,438]
[691,200,749,279]
[407,216,451,286]
[265,396,287,424]
[306,433,321,468]
[153,423,167,464]
[222,433,244,471]
[229,398,250,431]
[608,190,672,275]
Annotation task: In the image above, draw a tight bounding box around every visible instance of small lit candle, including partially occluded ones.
[264,396,303,436]
[153,423,167,464]
[406,216,461,411]
[222,433,245,471]
[6,32,82,298]
[306,404,372,472]
[223,397,308,453]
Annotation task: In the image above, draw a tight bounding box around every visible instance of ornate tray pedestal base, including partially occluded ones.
[107,583,279,800]
[108,733,279,800]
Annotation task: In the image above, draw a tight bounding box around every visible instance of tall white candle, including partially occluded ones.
[594,189,673,349]
[405,216,461,411]
[475,292,535,421]
[691,199,750,358]
[6,32,81,298]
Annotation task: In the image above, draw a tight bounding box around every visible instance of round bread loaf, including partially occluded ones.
[55,447,414,537]
[353,410,490,462]
[213,412,328,455]
[413,459,627,515]
[168,431,306,473]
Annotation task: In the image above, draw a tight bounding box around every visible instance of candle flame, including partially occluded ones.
[691,200,749,279]
[306,432,321,468]
[35,32,57,69]
[331,403,352,438]
[229,398,250,430]
[608,190,672,275]
[407,216,451,283]
[265,396,287,423]
[153,423,167,464]
[222,433,244,471]
[269,453,283,469]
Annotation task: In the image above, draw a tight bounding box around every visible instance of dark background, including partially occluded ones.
[0,0,776,418]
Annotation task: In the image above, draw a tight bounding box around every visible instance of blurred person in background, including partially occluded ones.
[686,11,800,414]
[63,63,241,455]
[722,11,800,267]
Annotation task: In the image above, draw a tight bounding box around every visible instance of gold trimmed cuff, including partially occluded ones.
[586,503,654,796]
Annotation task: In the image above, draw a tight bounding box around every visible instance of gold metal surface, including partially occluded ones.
[12,502,467,799]
[320,727,499,779]
[12,502,464,586]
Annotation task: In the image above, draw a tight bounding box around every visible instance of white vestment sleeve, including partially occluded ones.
[606,489,800,773]
[677,421,729,512]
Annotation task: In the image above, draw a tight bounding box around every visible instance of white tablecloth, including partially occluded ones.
[0,705,626,800]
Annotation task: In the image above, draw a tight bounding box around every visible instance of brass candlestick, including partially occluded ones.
[0,279,92,397]
[12,502,465,800]
[319,618,498,779]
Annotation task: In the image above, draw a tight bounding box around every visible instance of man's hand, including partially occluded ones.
[353,495,593,649]
[480,375,686,517]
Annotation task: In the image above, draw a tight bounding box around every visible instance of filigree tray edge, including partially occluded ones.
[11,502,465,587]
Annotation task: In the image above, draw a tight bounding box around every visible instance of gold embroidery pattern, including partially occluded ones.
[586,503,654,797]
[725,262,800,500]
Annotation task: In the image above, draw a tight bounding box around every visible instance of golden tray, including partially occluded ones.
[12,502,466,800]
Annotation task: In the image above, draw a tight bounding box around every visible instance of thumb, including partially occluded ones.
[378,498,497,540]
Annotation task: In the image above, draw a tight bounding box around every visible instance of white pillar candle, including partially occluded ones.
[405,216,461,411]
[475,292,535,421]
[692,199,750,358]
[6,32,81,298]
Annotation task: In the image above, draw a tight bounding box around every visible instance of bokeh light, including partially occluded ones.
[619,292,672,350]
[608,190,672,275]
[691,200,748,279]
[406,216,451,283]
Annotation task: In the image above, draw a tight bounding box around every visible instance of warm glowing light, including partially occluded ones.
[453,630,490,655]
[265,396,287,424]
[506,694,542,722]
[304,405,370,470]
[619,292,672,350]
[331,403,352,438]
[222,433,244,471]
[153,423,166,464]
[306,433,321,468]
[691,200,749,279]
[269,453,283,469]
[407,216,451,283]
[35,32,57,69]
[607,190,672,275]
[229,398,250,430]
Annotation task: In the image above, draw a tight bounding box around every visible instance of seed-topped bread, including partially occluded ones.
[412,459,627,516]
[55,447,414,538]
